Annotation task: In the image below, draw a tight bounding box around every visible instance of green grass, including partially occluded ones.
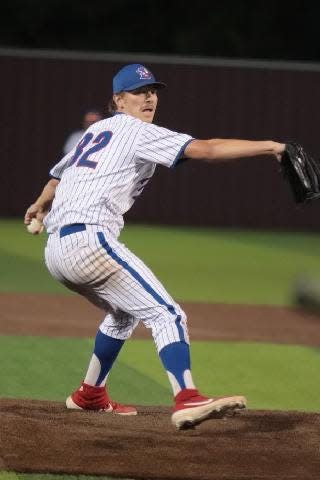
[1,219,320,305]
[1,336,319,412]
[1,219,320,479]
[0,336,170,405]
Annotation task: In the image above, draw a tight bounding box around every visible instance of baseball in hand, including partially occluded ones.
[26,218,44,234]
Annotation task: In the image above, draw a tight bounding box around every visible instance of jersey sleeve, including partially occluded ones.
[136,123,194,168]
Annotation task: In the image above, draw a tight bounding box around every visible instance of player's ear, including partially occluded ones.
[113,93,125,110]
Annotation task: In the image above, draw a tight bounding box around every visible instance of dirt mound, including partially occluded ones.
[1,398,319,479]
[1,294,320,478]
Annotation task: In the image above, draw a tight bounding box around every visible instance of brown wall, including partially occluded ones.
[1,50,320,230]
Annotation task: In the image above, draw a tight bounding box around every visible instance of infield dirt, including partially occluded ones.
[1,293,320,479]
[1,293,320,345]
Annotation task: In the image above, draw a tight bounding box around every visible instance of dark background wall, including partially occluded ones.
[2,1,320,63]
[1,50,320,230]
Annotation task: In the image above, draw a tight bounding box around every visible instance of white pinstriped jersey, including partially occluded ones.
[44,113,193,237]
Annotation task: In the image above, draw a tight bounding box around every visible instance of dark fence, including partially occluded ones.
[1,48,320,230]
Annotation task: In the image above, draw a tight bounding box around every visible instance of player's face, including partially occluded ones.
[115,86,158,123]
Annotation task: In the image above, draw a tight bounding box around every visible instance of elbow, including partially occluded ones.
[185,139,217,161]
[203,139,224,160]
[200,143,219,161]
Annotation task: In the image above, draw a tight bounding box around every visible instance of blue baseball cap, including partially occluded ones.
[113,64,166,94]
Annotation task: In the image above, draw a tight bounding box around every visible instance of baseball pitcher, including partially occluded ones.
[24,63,285,429]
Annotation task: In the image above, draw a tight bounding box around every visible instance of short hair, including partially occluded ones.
[107,98,117,115]
[108,93,125,115]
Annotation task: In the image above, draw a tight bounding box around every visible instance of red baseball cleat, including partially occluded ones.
[66,382,137,416]
[172,388,246,429]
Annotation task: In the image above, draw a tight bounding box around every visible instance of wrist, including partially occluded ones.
[33,202,45,212]
[271,141,285,155]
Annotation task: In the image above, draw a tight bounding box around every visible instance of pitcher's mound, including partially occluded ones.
[1,398,319,479]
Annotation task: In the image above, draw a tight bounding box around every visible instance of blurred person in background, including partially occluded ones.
[63,109,103,155]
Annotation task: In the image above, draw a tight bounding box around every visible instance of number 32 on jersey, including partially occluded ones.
[70,131,113,169]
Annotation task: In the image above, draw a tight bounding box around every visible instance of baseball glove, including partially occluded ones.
[280,142,320,203]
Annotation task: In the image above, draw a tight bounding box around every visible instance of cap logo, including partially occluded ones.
[136,66,152,80]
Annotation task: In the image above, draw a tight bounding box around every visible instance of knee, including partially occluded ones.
[99,313,139,340]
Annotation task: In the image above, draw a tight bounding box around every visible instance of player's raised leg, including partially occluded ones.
[90,231,247,428]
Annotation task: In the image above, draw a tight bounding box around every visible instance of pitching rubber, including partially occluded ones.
[171,395,247,430]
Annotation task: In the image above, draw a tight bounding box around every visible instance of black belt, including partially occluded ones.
[60,223,86,238]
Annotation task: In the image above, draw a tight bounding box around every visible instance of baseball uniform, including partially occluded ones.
[44,113,193,353]
[37,64,246,427]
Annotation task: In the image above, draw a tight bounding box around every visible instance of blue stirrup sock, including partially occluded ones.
[84,329,125,386]
[159,341,195,395]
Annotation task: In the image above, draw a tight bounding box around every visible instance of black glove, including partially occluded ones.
[280,142,320,203]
